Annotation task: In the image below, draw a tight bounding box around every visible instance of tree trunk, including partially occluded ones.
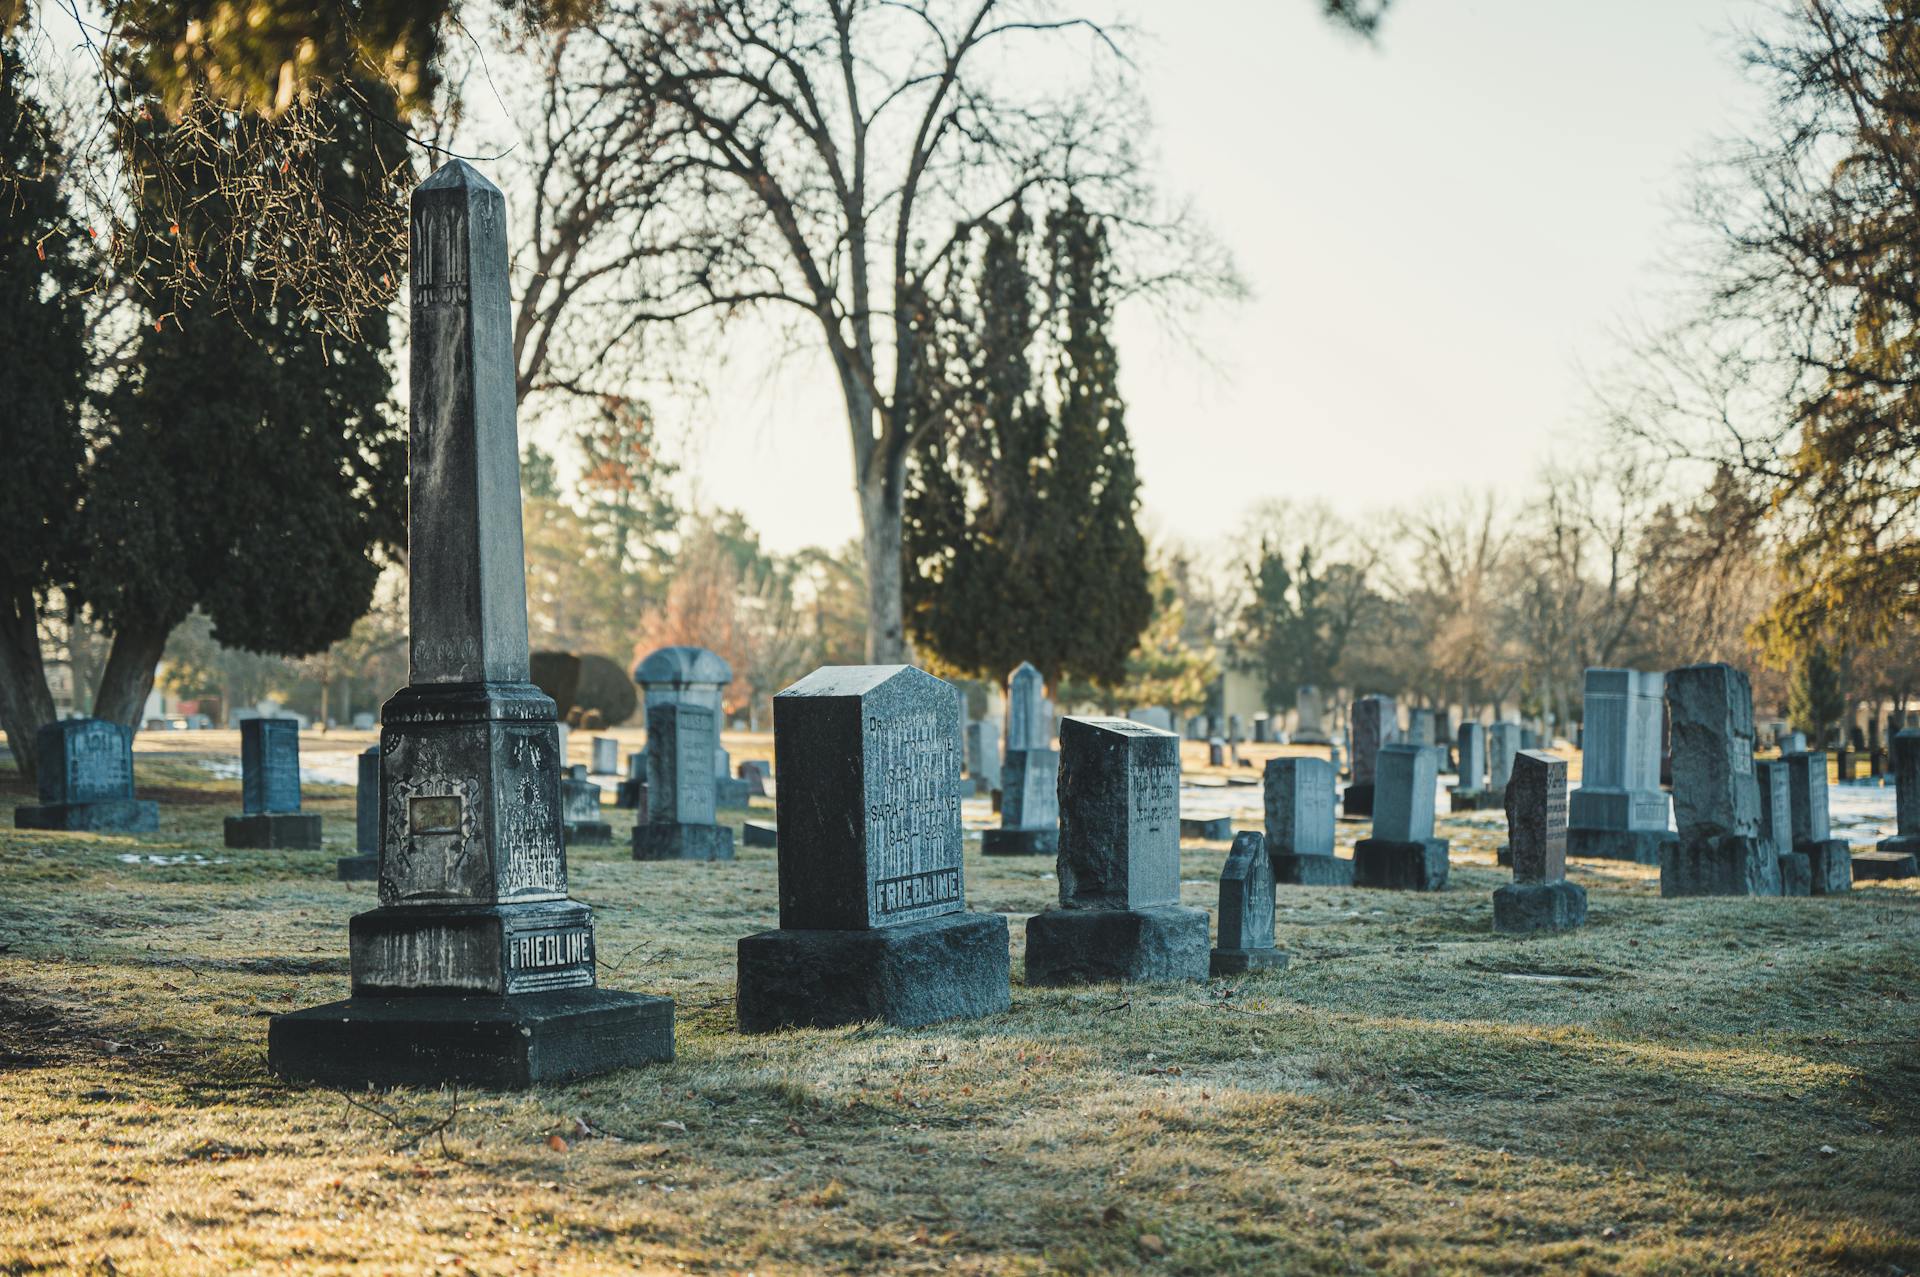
[857,454,909,664]
[0,587,56,786]
[92,622,173,730]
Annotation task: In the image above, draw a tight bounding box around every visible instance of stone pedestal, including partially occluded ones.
[1342,782,1375,817]
[1210,946,1288,977]
[269,989,672,1089]
[1798,839,1852,894]
[1024,906,1209,986]
[1492,880,1587,934]
[633,822,735,860]
[1854,848,1918,880]
[615,778,645,809]
[1566,826,1668,864]
[224,812,323,849]
[1352,837,1449,891]
[1659,835,1780,897]
[564,821,613,846]
[982,827,1059,856]
[736,912,1010,1032]
[1777,853,1811,896]
[1271,852,1353,886]
[1449,789,1493,813]
[16,799,158,832]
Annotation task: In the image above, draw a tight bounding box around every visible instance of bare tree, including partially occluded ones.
[570,0,1242,660]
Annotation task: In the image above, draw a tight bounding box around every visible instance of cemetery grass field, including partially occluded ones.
[1,736,1917,1276]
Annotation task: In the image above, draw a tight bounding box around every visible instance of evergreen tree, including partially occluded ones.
[1789,641,1846,747]
[0,47,93,780]
[1230,541,1370,709]
[903,199,1151,686]
[71,74,410,725]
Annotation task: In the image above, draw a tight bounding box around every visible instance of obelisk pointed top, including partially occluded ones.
[416,156,502,195]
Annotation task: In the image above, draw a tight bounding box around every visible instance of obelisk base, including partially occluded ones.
[224,813,322,850]
[1492,881,1587,934]
[1353,838,1450,891]
[980,827,1058,856]
[632,822,735,861]
[1659,836,1780,897]
[1024,906,1209,986]
[268,988,674,1089]
[735,912,1010,1032]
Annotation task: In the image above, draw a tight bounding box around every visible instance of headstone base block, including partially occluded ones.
[1777,853,1811,896]
[1797,839,1853,895]
[223,812,323,849]
[735,912,1010,1032]
[632,822,735,861]
[1179,816,1232,841]
[1209,947,1289,977]
[716,778,753,810]
[1352,838,1450,891]
[335,854,379,882]
[267,988,673,1090]
[614,780,644,809]
[743,821,777,848]
[1659,836,1779,897]
[1341,782,1374,817]
[1492,880,1587,934]
[1449,790,1495,813]
[563,821,613,845]
[15,800,159,833]
[1024,906,1210,986]
[1855,847,1918,880]
[1270,852,1354,886]
[1567,826,1670,865]
[980,827,1059,857]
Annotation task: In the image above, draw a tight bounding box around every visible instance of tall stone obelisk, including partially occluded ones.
[270,160,674,1088]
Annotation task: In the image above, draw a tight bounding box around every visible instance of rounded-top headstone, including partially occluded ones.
[633,646,733,689]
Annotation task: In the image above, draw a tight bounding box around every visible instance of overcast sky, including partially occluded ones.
[667,0,1765,554]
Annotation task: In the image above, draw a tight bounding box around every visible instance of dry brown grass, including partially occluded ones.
[0,734,1914,1275]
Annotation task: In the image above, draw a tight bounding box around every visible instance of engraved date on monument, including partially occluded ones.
[873,869,962,919]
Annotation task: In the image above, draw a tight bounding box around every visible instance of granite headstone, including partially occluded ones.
[1493,750,1585,932]
[225,717,322,849]
[14,718,158,832]
[1353,743,1449,890]
[1210,832,1286,975]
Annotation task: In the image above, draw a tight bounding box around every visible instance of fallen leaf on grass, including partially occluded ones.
[1139,1234,1166,1255]
[546,1135,569,1153]
[659,1120,688,1134]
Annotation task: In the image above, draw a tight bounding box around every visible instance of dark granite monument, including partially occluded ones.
[734,665,1009,1031]
[269,160,673,1090]
[1866,730,1920,879]
[1783,752,1853,895]
[14,718,159,832]
[1756,758,1809,896]
[1343,695,1396,817]
[1026,717,1209,984]
[739,758,772,796]
[561,764,612,845]
[1211,831,1286,975]
[1263,756,1350,885]
[1569,667,1671,862]
[615,751,645,808]
[1659,663,1780,897]
[743,819,777,848]
[633,701,735,860]
[1493,750,1585,933]
[224,718,322,849]
[1354,744,1449,890]
[337,745,382,880]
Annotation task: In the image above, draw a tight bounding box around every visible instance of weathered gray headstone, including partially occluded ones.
[1026,717,1208,985]
[1783,752,1852,894]
[561,763,611,845]
[1211,832,1286,975]
[337,744,382,880]
[1569,668,1670,863]
[1493,750,1584,932]
[1005,661,1048,753]
[1263,756,1349,885]
[1755,760,1807,894]
[634,645,749,806]
[1353,743,1448,890]
[1659,663,1779,898]
[1294,685,1329,744]
[1450,722,1491,811]
[14,718,158,832]
[1344,695,1397,817]
[590,736,618,775]
[1208,738,1226,767]
[735,665,1009,1031]
[225,717,321,849]
[983,741,1059,855]
[271,160,672,1090]
[738,758,772,796]
[1488,722,1521,796]
[633,701,734,860]
[1408,708,1436,749]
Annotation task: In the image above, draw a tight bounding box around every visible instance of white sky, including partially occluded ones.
[664,0,1766,554]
